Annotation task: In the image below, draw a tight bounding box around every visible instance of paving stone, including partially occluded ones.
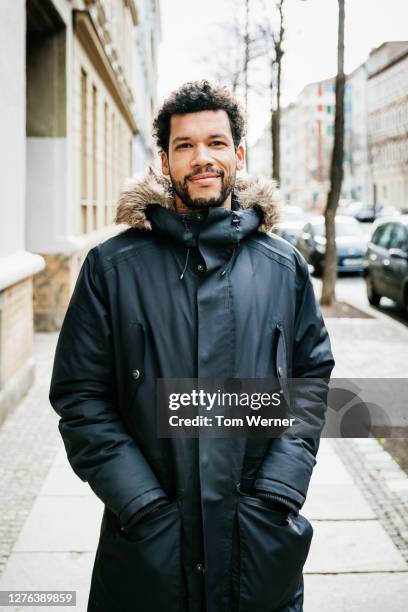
[303,484,376,520]
[40,464,93,497]
[304,572,408,612]
[316,439,337,456]
[334,439,408,563]
[305,520,408,574]
[0,552,95,612]
[310,454,354,485]
[324,318,408,378]
[52,447,70,467]
[13,496,103,553]
[386,479,408,493]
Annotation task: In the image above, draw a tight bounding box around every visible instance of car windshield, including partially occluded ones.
[313,220,363,237]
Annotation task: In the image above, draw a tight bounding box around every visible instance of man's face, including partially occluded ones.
[161,110,245,211]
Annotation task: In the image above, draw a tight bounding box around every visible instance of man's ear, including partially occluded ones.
[236,143,245,171]
[161,150,170,176]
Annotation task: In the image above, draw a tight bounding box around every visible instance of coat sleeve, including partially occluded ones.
[49,247,167,525]
[253,257,335,510]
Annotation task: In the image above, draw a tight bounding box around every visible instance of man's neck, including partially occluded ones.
[174,193,232,214]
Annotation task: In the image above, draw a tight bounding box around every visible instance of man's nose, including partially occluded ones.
[191,144,213,167]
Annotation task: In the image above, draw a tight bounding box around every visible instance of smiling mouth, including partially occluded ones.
[190,174,221,185]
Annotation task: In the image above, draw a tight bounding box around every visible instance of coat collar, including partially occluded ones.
[115,166,282,236]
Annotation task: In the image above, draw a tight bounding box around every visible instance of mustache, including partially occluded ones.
[185,168,224,181]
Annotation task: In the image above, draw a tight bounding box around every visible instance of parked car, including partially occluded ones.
[376,205,401,218]
[274,206,311,246]
[342,201,401,223]
[296,215,368,275]
[363,216,408,312]
[275,220,308,246]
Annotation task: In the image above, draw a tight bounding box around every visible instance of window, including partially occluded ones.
[371,225,385,246]
[104,101,108,219]
[389,224,408,251]
[111,113,116,212]
[81,68,88,233]
[92,84,98,229]
[376,223,394,249]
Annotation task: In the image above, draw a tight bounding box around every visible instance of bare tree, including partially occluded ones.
[200,16,245,95]
[255,0,283,181]
[271,0,284,183]
[199,1,274,173]
[320,0,346,306]
[258,0,307,182]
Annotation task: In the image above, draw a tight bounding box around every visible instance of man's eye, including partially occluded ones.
[210,141,226,146]
[176,143,191,149]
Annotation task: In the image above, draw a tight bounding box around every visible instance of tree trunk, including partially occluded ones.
[272,0,284,184]
[244,0,250,170]
[269,60,274,179]
[320,0,345,306]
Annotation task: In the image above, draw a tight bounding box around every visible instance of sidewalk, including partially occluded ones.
[0,312,408,610]
[303,438,408,611]
[301,310,408,610]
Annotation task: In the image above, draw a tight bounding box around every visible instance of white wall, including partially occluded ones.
[0,0,26,257]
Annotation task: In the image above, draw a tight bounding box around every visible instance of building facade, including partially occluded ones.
[367,41,408,211]
[250,54,406,212]
[251,77,352,211]
[346,62,372,206]
[133,0,161,170]
[0,0,160,422]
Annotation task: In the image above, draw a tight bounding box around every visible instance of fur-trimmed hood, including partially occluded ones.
[115,167,282,234]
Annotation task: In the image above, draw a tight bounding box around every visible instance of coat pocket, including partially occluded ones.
[91,501,187,612]
[237,494,313,612]
[275,322,291,408]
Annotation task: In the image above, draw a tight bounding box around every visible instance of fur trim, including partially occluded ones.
[233,173,282,234]
[115,166,282,233]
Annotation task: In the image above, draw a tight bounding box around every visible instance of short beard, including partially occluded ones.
[170,168,236,210]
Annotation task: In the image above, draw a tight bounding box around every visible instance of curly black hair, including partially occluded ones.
[152,80,246,153]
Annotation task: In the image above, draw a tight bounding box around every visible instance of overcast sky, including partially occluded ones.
[157,0,408,144]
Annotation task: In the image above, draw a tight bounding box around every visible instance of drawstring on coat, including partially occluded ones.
[179,248,190,280]
[220,215,241,277]
[180,216,192,281]
[219,245,239,277]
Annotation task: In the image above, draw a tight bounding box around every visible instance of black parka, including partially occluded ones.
[49,169,335,612]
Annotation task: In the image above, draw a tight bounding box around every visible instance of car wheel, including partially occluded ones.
[366,274,381,306]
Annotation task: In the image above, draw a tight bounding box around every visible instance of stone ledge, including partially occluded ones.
[0,252,45,292]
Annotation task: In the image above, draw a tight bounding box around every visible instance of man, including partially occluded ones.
[49,80,334,612]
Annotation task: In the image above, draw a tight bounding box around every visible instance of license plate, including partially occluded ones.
[342,258,362,266]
